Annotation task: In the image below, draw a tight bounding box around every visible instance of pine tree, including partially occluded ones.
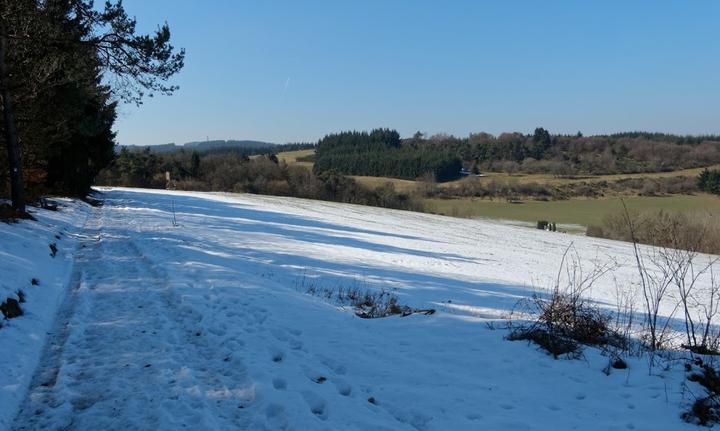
[0,0,184,212]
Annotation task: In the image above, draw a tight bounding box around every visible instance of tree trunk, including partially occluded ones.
[0,30,26,212]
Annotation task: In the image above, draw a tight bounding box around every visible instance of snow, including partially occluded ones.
[0,199,92,430]
[1,187,715,430]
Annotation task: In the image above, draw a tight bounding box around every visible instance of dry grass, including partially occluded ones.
[350,176,420,193]
[422,194,720,228]
[588,208,720,254]
[276,149,315,169]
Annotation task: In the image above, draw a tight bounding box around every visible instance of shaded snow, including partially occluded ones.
[0,200,91,429]
[1,188,714,430]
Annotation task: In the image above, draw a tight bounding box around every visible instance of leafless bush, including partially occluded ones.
[696,268,720,354]
[603,275,640,359]
[508,244,617,358]
[432,178,556,200]
[598,199,720,382]
[416,172,438,197]
[623,204,677,356]
[654,241,718,355]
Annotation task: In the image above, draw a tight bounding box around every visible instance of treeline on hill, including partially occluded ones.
[95,148,418,211]
[201,142,314,156]
[312,128,720,183]
[0,1,183,213]
[122,141,315,155]
[313,129,462,182]
[422,129,720,176]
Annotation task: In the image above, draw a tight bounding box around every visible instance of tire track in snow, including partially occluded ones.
[11,200,253,430]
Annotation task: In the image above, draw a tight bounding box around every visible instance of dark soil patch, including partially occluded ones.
[0,204,35,222]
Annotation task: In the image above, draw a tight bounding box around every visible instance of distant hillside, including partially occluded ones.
[122,140,274,153]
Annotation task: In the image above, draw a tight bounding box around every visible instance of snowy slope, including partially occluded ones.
[3,188,714,430]
[0,200,91,430]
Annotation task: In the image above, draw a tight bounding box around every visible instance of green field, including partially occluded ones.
[276,149,720,231]
[422,194,720,229]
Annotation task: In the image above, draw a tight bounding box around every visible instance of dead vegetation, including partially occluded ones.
[508,244,620,358]
[684,358,720,426]
[296,273,434,319]
[0,290,24,324]
[588,209,720,255]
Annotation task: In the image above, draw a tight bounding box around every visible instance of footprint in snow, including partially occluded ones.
[317,355,347,375]
[288,338,303,350]
[208,324,227,337]
[272,377,287,390]
[269,347,285,363]
[271,328,288,342]
[302,366,327,384]
[264,404,289,430]
[333,378,352,396]
[301,391,327,420]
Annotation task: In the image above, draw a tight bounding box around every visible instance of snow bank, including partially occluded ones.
[0,200,90,429]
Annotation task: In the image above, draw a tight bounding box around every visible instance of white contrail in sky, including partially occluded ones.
[282,77,291,97]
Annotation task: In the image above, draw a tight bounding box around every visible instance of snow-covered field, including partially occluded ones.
[1,188,715,430]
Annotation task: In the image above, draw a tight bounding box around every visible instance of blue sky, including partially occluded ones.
[116,1,720,146]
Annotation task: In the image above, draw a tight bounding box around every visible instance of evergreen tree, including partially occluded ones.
[190,151,201,177]
[0,0,184,211]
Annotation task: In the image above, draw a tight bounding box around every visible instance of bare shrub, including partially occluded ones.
[657,241,716,354]
[608,276,639,354]
[417,172,438,197]
[615,200,720,360]
[692,267,720,355]
[508,244,617,358]
[623,207,676,355]
[585,225,604,238]
[640,180,658,196]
